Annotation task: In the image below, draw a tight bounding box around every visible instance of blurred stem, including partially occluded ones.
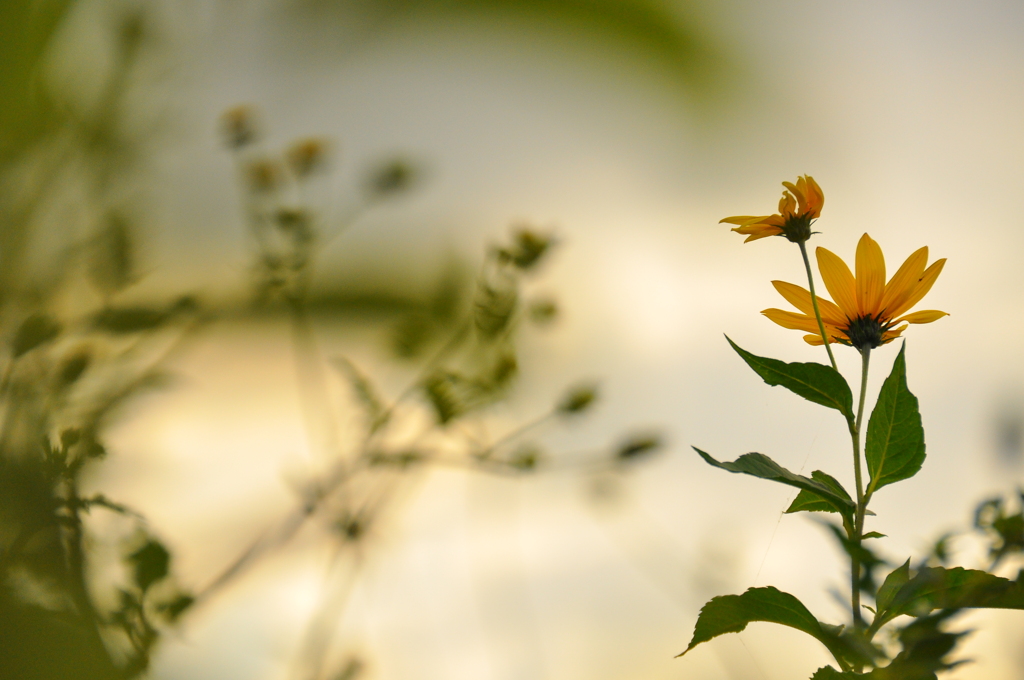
[798,241,837,371]
[286,294,339,461]
[850,348,871,631]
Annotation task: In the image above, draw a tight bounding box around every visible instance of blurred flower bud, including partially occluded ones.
[498,228,554,271]
[287,138,331,178]
[221,106,258,149]
[527,298,558,325]
[557,384,598,415]
[509,445,542,471]
[368,159,416,197]
[246,159,280,193]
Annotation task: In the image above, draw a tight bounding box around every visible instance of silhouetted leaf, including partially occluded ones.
[872,566,1024,634]
[727,337,853,420]
[786,471,853,516]
[811,668,854,680]
[694,448,855,520]
[865,344,925,496]
[679,586,853,667]
[12,314,61,357]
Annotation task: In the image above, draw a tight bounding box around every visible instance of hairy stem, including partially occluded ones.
[798,241,838,371]
[850,348,871,629]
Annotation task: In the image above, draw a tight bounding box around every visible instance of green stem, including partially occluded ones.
[798,241,838,372]
[850,348,871,630]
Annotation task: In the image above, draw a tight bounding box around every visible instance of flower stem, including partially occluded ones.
[798,241,838,371]
[850,348,871,629]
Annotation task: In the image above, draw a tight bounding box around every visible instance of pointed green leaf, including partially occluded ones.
[872,566,1024,633]
[875,559,911,615]
[694,448,854,520]
[679,586,851,667]
[727,336,853,420]
[863,532,887,540]
[786,471,853,516]
[865,344,925,496]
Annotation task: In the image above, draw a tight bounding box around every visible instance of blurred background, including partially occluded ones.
[2,0,1024,679]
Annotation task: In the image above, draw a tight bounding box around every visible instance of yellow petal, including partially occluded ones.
[803,176,824,216]
[879,247,928,317]
[855,234,886,317]
[895,310,948,325]
[721,215,771,225]
[887,258,946,319]
[761,308,821,334]
[881,324,908,344]
[816,247,859,321]
[770,280,846,326]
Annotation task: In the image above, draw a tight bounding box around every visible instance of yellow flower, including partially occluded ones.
[721,175,824,243]
[762,234,948,350]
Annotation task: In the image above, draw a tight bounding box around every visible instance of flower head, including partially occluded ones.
[721,175,824,244]
[762,234,947,350]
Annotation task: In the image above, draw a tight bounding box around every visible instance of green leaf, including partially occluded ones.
[12,314,61,358]
[786,471,853,516]
[865,344,925,495]
[726,337,853,420]
[694,448,855,520]
[875,560,911,615]
[810,668,855,680]
[872,566,1024,634]
[863,532,887,540]
[679,586,851,667]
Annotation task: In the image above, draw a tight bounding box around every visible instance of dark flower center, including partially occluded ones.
[844,315,888,351]
[781,214,814,244]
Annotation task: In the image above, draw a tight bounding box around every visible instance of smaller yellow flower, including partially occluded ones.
[762,234,948,350]
[721,175,824,244]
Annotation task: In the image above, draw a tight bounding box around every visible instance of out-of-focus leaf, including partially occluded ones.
[128,540,170,593]
[786,470,853,516]
[92,307,167,333]
[0,0,73,164]
[810,667,854,680]
[865,344,925,496]
[727,337,854,420]
[557,384,598,415]
[869,611,968,680]
[332,357,387,430]
[55,349,91,388]
[294,0,737,109]
[678,586,855,667]
[819,521,886,596]
[616,433,661,462]
[694,448,855,520]
[12,313,61,357]
[474,278,517,337]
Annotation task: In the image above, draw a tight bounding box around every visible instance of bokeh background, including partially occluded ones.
[4,0,1024,678]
